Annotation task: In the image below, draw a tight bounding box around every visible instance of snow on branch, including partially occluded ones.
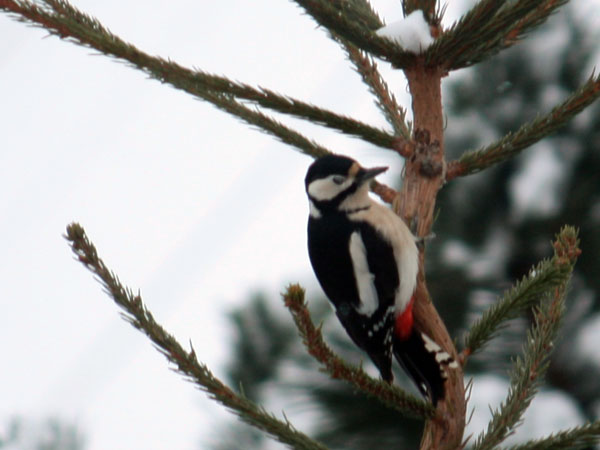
[376,10,434,54]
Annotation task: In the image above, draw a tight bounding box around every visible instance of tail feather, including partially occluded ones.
[393,331,456,405]
[368,348,393,383]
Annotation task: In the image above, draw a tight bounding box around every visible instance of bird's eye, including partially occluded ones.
[332,175,346,185]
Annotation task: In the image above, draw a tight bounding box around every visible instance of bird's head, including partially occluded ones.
[305,154,387,215]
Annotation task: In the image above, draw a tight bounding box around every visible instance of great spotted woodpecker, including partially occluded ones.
[305,154,457,405]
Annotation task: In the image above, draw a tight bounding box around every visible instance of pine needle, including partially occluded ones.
[428,0,570,70]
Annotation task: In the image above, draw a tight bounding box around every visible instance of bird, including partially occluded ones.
[304,153,457,405]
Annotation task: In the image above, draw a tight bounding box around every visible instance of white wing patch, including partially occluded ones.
[349,231,379,316]
[307,175,352,201]
[421,332,459,377]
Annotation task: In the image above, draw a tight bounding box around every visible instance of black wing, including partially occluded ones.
[308,215,400,381]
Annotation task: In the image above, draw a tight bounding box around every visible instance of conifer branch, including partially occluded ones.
[338,39,412,139]
[210,93,332,159]
[505,421,600,450]
[447,74,600,180]
[290,0,417,68]
[463,227,580,358]
[472,228,579,449]
[427,0,568,70]
[0,0,400,152]
[64,223,327,450]
[472,285,566,450]
[462,260,567,357]
[501,0,569,50]
[425,0,504,67]
[252,87,397,149]
[283,284,435,419]
[337,0,384,30]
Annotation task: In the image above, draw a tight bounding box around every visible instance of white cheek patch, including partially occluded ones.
[307,175,352,201]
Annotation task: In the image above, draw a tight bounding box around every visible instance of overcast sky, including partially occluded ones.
[1,1,599,449]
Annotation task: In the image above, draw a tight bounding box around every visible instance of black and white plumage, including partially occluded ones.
[305,154,457,405]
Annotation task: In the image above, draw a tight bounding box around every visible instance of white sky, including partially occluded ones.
[2,1,600,449]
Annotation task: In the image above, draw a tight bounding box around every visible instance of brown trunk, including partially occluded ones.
[396,63,466,450]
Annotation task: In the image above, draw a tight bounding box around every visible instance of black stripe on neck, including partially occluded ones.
[344,205,371,214]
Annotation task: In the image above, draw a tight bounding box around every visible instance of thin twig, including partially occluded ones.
[370,180,398,204]
[338,38,411,139]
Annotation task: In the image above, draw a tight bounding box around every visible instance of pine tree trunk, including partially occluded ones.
[397,64,466,450]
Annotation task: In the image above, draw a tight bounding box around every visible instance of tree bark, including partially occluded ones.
[396,62,466,450]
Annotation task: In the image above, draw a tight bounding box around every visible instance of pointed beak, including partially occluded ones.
[357,166,388,184]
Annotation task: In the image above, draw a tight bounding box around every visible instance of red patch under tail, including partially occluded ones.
[394,296,414,341]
